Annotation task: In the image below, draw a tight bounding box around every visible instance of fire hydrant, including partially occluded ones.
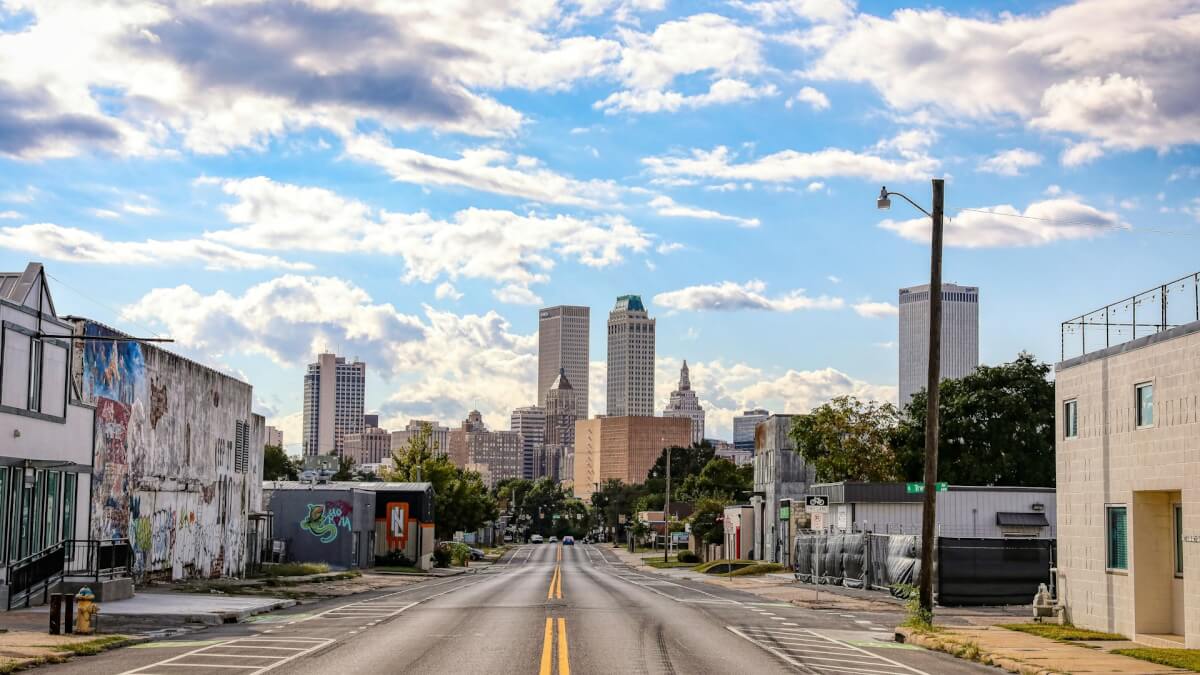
[74,587,98,635]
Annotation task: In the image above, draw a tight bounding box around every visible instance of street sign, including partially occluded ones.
[779,505,790,520]
[906,482,949,493]
[804,495,829,514]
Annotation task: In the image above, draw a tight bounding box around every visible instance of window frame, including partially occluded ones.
[1135,382,1154,429]
[26,336,43,412]
[1175,503,1184,577]
[1064,399,1079,439]
[1106,504,1129,572]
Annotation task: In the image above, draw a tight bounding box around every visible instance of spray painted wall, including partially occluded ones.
[71,319,264,580]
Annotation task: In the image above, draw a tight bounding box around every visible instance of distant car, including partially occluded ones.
[468,547,485,560]
[530,534,544,544]
[562,536,575,546]
[503,534,514,543]
[548,536,558,543]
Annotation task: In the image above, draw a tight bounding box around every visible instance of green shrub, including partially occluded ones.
[676,550,700,564]
[263,562,329,577]
[432,545,452,568]
[375,551,415,567]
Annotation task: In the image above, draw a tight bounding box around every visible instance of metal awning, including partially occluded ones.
[996,512,1049,527]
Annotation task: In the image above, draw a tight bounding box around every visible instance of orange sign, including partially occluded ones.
[386,502,409,549]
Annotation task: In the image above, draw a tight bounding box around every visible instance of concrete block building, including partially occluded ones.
[1056,272,1200,648]
[71,318,265,580]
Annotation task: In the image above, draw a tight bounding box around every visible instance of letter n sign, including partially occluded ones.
[387,502,409,550]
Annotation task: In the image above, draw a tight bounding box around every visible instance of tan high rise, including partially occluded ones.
[302,352,366,456]
[573,416,691,500]
[606,295,655,417]
[538,306,590,417]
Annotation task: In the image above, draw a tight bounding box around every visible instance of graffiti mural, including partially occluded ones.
[300,501,352,543]
[75,319,265,581]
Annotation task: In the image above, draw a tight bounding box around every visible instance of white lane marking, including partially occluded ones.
[729,626,934,675]
[118,638,335,674]
[802,629,930,675]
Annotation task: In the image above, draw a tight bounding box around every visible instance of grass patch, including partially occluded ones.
[693,559,752,574]
[641,555,695,569]
[1000,623,1126,641]
[373,565,425,574]
[49,635,133,656]
[728,563,786,577]
[693,559,785,576]
[1112,648,1200,672]
[262,562,330,577]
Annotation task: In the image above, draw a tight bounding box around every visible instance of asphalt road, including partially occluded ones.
[40,544,995,674]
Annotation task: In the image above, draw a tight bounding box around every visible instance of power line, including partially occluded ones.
[46,271,167,339]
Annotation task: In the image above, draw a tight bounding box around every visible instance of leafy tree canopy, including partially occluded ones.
[263,445,298,480]
[895,352,1054,486]
[790,396,903,482]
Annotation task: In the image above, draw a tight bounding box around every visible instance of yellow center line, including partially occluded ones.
[555,564,563,599]
[547,564,559,600]
[557,618,571,675]
[538,617,554,675]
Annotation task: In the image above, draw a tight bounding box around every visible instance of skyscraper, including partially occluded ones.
[511,405,546,480]
[538,305,590,417]
[663,360,705,445]
[543,368,579,481]
[898,282,980,405]
[302,352,366,456]
[606,295,655,417]
[733,408,770,454]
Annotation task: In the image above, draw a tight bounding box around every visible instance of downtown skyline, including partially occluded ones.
[0,0,1197,447]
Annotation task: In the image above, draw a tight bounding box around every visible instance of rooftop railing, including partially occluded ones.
[1061,272,1200,361]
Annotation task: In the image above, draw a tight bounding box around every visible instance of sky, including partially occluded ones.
[1,0,1198,451]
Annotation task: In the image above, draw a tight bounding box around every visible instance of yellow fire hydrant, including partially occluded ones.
[74,587,98,635]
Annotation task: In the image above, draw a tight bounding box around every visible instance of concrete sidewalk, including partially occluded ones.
[11,592,295,628]
[900,625,1193,675]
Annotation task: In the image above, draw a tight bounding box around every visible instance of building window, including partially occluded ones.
[27,338,42,412]
[1107,505,1128,571]
[1064,400,1078,439]
[1175,504,1184,576]
[1136,383,1154,428]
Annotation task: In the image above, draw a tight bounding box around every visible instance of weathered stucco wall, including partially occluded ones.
[70,319,264,580]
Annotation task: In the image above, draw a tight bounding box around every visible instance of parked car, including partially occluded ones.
[468,547,485,560]
[548,536,558,543]
[503,534,514,543]
[562,536,575,546]
[530,534,544,544]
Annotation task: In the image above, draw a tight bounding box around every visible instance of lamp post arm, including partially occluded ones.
[885,191,933,218]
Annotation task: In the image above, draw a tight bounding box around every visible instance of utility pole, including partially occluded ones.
[664,444,671,564]
[918,178,945,620]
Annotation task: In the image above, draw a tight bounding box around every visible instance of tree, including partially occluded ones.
[689,497,728,547]
[678,457,752,502]
[790,396,903,482]
[383,423,498,538]
[590,479,646,542]
[263,445,298,480]
[332,454,356,480]
[894,352,1055,486]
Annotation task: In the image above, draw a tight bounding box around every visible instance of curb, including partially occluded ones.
[896,627,1069,675]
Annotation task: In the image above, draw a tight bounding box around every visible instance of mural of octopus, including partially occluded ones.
[300,503,339,543]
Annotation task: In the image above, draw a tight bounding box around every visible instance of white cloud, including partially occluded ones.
[596,78,777,114]
[1168,166,1200,182]
[0,211,19,219]
[786,86,830,111]
[649,195,760,228]
[492,284,544,306]
[807,181,825,192]
[122,274,540,430]
[1119,198,1138,211]
[657,241,685,254]
[978,148,1042,176]
[342,135,622,207]
[0,2,632,159]
[654,279,843,312]
[852,300,898,318]
[730,0,856,25]
[0,222,311,271]
[204,176,651,297]
[121,201,160,216]
[656,357,895,438]
[880,198,1127,248]
[804,1,1200,154]
[826,275,841,283]
[598,13,772,114]
[1044,184,1063,196]
[643,143,937,184]
[435,282,463,301]
[1061,142,1105,167]
[874,341,896,349]
[89,208,120,219]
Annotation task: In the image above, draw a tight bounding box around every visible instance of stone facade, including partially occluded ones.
[344,426,391,465]
[1056,318,1200,646]
[662,361,705,445]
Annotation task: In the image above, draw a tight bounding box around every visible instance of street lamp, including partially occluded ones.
[877,179,945,622]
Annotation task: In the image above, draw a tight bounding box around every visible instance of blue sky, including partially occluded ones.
[1,0,1197,448]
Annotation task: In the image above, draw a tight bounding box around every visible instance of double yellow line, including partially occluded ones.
[539,617,569,675]
[540,544,569,674]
